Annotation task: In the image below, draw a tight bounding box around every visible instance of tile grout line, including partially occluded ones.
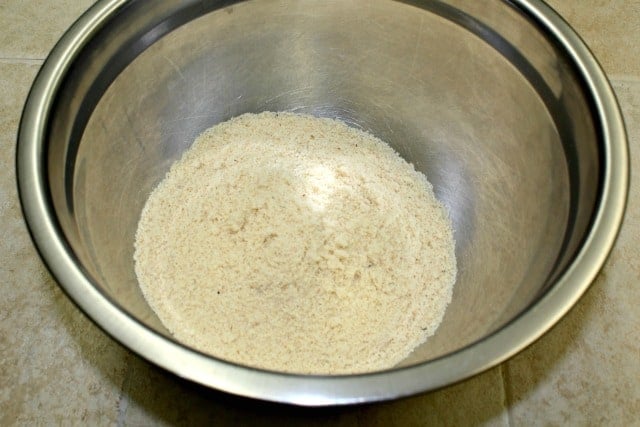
[499,363,514,427]
[0,57,45,65]
[608,74,640,84]
[116,352,134,427]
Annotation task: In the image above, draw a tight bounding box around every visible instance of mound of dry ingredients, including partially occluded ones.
[134,112,456,374]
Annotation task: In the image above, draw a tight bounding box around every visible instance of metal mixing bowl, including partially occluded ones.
[17,0,628,405]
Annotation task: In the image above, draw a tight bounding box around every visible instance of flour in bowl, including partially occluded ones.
[134,112,456,374]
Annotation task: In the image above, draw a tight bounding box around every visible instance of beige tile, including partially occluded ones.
[120,356,507,426]
[545,0,640,76]
[503,79,640,425]
[0,0,94,59]
[0,62,129,425]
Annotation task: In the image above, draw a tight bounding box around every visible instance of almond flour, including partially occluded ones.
[134,112,456,374]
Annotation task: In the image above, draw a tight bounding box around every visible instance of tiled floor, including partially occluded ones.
[1,1,638,425]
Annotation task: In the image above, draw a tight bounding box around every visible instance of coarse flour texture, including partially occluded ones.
[134,112,456,374]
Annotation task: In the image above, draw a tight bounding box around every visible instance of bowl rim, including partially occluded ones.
[16,0,629,406]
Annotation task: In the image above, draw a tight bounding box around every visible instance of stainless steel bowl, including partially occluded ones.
[17,0,628,405]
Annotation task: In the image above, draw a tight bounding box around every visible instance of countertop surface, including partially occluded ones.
[1,1,638,425]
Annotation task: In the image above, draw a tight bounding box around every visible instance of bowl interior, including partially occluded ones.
[47,0,600,369]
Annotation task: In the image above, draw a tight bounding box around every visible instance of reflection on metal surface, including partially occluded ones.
[17,0,628,405]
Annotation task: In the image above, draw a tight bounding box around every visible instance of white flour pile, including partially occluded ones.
[134,112,456,374]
